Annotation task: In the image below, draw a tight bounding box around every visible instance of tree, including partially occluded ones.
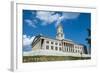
[86,28,91,54]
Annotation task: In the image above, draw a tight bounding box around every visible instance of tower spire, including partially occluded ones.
[56,24,64,40]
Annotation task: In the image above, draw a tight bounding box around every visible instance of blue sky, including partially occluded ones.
[23,10,91,51]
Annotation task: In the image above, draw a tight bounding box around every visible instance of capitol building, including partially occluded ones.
[24,24,90,57]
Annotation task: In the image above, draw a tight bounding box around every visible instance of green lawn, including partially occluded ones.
[23,56,91,63]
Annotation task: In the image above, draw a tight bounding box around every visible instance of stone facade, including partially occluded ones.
[31,24,88,57]
[32,35,85,56]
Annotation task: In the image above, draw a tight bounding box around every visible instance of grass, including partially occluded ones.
[23,56,91,63]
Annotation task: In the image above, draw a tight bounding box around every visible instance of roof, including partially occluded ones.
[31,34,84,47]
[33,34,73,42]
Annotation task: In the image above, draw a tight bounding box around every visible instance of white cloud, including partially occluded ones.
[24,11,80,28]
[32,11,36,15]
[62,12,80,19]
[24,19,37,28]
[23,34,35,46]
[55,12,80,26]
[23,34,35,51]
[36,11,60,25]
[36,11,80,26]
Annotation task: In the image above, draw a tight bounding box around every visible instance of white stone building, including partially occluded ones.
[24,24,90,57]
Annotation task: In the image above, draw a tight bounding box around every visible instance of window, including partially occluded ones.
[46,46,49,49]
[55,47,58,50]
[59,47,61,51]
[46,41,49,44]
[59,43,61,46]
[55,42,58,45]
[69,47,70,52]
[70,48,72,52]
[76,50,77,53]
[73,49,74,53]
[51,42,53,44]
[67,47,69,52]
[66,47,68,51]
[51,46,53,50]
